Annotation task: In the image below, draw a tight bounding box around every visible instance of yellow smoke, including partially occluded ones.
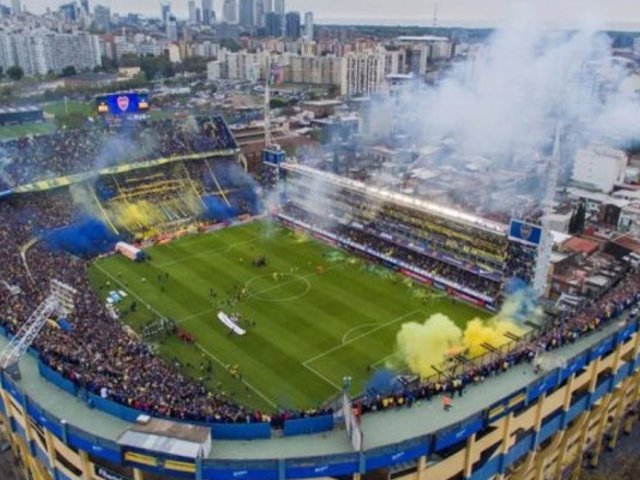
[395,313,463,379]
[396,293,533,377]
[462,318,524,357]
[110,200,164,231]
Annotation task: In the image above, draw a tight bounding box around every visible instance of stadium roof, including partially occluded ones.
[0,106,42,114]
[283,163,508,235]
[118,419,211,458]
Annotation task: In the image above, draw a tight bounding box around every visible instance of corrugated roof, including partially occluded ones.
[564,237,600,256]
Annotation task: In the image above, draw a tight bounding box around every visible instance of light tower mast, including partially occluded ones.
[264,55,275,150]
[533,124,562,298]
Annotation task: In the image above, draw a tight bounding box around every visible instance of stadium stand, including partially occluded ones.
[0,116,237,191]
[0,126,639,479]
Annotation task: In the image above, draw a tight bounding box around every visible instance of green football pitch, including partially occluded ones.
[89,220,488,411]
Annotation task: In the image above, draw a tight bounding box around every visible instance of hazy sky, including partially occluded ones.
[19,0,640,29]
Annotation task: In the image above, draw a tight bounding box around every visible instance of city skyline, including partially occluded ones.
[14,0,640,29]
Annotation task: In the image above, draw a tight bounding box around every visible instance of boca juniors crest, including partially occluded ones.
[116,95,130,112]
[508,219,542,247]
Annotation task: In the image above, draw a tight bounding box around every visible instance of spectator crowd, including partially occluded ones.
[0,180,637,431]
[0,116,237,191]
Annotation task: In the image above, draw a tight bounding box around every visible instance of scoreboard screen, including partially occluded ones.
[96,92,150,115]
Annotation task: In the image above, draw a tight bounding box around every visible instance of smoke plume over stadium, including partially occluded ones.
[318,8,638,217]
[374,13,640,155]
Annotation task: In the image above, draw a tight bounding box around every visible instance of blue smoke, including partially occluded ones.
[201,195,239,221]
[365,369,400,396]
[41,218,119,257]
[503,277,541,323]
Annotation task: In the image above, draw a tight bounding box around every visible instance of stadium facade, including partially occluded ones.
[0,312,638,480]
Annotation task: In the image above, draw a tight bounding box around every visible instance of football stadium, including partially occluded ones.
[0,92,639,480]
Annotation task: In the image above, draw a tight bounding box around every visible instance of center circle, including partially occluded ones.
[244,273,311,302]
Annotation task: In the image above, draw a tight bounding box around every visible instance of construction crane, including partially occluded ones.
[0,280,76,378]
[533,124,562,298]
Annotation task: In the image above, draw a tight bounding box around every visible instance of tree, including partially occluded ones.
[270,98,289,109]
[574,202,586,233]
[177,56,209,74]
[60,66,77,77]
[7,65,24,81]
[0,67,3,78]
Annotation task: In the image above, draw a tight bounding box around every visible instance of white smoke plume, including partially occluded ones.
[382,14,640,156]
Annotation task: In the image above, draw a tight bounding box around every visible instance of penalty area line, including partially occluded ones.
[302,363,342,391]
[303,309,424,366]
[195,342,279,409]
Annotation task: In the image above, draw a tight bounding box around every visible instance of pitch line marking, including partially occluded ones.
[341,323,378,345]
[371,352,402,369]
[303,363,342,391]
[244,274,311,302]
[195,342,278,409]
[303,309,423,366]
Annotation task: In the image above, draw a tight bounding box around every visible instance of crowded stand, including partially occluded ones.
[281,203,502,300]
[0,116,237,190]
[0,185,638,428]
[0,129,639,431]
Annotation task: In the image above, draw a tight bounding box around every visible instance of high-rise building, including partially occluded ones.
[10,0,20,15]
[274,0,284,16]
[80,0,90,15]
[167,15,179,42]
[264,0,273,13]
[94,4,111,31]
[285,11,300,39]
[59,2,78,21]
[341,50,386,97]
[239,0,254,27]
[202,0,214,25]
[0,30,101,76]
[188,0,197,24]
[304,11,313,39]
[255,0,266,28]
[264,11,282,37]
[274,0,285,35]
[161,2,171,25]
[223,0,237,23]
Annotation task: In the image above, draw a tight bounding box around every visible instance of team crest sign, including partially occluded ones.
[116,95,130,112]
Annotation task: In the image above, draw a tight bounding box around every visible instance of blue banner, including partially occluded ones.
[38,361,77,396]
[263,149,285,165]
[435,416,484,451]
[365,442,429,471]
[286,459,359,478]
[509,220,542,247]
[201,467,278,480]
[211,422,271,440]
[283,415,334,436]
